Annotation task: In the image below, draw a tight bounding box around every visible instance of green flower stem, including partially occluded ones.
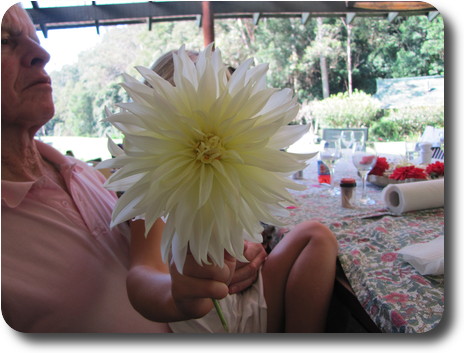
[212,298,229,332]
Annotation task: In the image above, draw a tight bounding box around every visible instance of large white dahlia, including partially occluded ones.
[99,45,316,272]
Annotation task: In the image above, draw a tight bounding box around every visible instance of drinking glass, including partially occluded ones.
[320,138,342,195]
[352,131,365,145]
[340,130,354,162]
[405,141,418,162]
[340,130,354,150]
[352,141,377,205]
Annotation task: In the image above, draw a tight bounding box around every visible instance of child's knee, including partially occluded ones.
[299,221,338,251]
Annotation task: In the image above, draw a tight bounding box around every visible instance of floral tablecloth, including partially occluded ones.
[275,157,445,333]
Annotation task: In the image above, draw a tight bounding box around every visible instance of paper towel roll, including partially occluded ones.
[382,179,444,214]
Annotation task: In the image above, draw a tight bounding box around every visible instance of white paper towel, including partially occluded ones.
[382,179,444,214]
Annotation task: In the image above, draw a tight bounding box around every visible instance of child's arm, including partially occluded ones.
[126,219,234,322]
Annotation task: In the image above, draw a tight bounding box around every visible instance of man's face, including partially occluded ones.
[1,4,54,131]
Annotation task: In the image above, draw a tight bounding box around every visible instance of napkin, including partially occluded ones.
[397,236,444,275]
[382,179,444,214]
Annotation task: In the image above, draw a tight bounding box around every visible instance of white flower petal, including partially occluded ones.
[136,66,176,99]
[96,154,128,170]
[106,136,125,157]
[241,149,306,172]
[110,182,150,226]
[228,58,254,95]
[260,88,294,116]
[268,124,310,149]
[245,63,269,94]
[198,164,214,208]
[173,46,198,89]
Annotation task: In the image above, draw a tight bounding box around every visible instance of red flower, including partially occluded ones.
[369,157,389,176]
[425,161,444,179]
[360,155,376,165]
[389,166,428,181]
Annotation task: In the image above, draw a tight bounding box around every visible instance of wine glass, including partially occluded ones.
[340,130,354,150]
[340,130,354,162]
[320,138,342,195]
[352,130,365,145]
[352,141,377,205]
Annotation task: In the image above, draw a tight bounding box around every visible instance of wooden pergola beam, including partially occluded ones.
[202,1,214,46]
[31,1,48,38]
[26,1,440,33]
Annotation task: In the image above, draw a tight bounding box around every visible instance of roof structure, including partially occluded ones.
[24,1,440,38]
[373,76,444,109]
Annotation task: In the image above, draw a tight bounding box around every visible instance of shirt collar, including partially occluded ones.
[35,140,77,171]
[2,140,80,208]
[1,180,36,208]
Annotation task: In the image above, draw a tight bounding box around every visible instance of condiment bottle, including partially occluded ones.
[340,177,356,208]
[317,160,331,184]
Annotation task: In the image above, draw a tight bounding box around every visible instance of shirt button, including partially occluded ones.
[61,200,69,207]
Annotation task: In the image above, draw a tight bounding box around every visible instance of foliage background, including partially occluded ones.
[42,15,444,141]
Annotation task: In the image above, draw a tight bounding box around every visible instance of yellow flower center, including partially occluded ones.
[194,133,225,164]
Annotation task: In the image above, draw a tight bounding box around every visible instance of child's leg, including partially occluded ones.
[261,221,338,332]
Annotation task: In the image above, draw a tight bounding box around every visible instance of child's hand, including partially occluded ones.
[169,251,236,319]
[229,241,267,294]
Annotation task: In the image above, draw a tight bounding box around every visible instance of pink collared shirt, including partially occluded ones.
[1,140,169,333]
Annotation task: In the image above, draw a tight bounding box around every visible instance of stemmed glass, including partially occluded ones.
[352,131,365,146]
[340,130,354,162]
[340,130,354,150]
[320,138,342,195]
[352,141,377,205]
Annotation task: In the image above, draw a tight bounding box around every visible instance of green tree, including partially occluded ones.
[68,83,95,136]
[44,14,444,138]
[350,15,444,88]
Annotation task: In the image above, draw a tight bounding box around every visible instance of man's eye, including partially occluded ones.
[1,38,8,45]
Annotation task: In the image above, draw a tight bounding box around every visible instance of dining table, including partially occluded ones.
[271,152,445,333]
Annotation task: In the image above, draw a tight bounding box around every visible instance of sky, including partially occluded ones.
[15,1,147,72]
[37,27,103,72]
[20,0,125,72]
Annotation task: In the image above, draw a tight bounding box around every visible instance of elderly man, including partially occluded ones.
[1,3,266,332]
